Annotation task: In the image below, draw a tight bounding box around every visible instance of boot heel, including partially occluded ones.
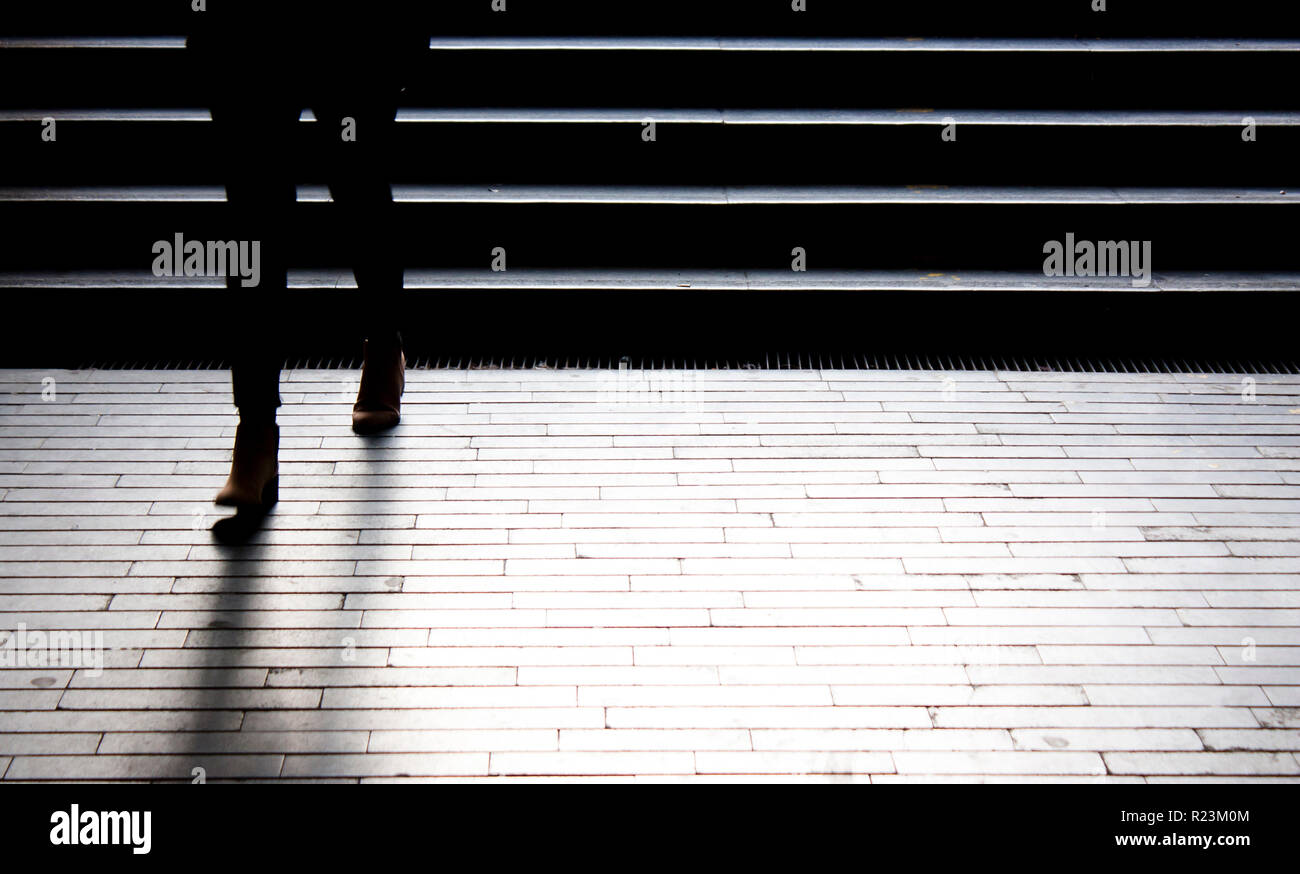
[261,476,279,507]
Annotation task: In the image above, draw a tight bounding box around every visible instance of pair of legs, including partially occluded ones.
[213,91,407,509]
[219,95,404,414]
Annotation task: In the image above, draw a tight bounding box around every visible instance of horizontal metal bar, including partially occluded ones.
[5,36,1300,53]
[8,185,1294,206]
[5,269,1299,293]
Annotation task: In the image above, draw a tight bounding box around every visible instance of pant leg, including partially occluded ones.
[310,94,404,343]
[212,99,303,412]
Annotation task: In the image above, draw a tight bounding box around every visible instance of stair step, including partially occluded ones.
[8,111,1294,188]
[4,195,1296,270]
[5,269,1297,366]
[3,0,1293,38]
[6,37,1298,108]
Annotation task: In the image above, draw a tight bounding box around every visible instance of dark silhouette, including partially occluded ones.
[186,2,429,515]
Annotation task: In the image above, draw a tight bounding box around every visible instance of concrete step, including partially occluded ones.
[3,269,1298,366]
[2,186,1296,271]
[4,37,1298,108]
[4,110,1296,188]
[2,0,1292,38]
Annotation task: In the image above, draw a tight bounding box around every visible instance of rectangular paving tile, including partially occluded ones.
[892,751,1106,775]
[1103,751,1300,775]
[489,751,695,776]
[5,754,285,781]
[282,753,488,778]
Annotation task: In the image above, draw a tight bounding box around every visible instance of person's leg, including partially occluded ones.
[221,98,298,411]
[213,99,300,506]
[311,95,406,433]
[226,175,289,425]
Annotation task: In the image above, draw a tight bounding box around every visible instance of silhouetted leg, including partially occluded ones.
[310,97,404,346]
[209,99,299,513]
[311,96,407,434]
[214,100,301,420]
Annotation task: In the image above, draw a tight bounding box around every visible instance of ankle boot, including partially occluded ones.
[214,420,280,507]
[352,338,405,434]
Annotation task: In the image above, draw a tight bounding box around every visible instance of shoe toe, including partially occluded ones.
[352,409,400,434]
[214,486,253,507]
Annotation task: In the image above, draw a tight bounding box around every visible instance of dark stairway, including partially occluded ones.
[1,1,1297,367]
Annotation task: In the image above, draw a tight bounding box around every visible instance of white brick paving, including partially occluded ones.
[1,367,1299,782]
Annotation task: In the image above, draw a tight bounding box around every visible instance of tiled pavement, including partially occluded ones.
[1,366,1299,783]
